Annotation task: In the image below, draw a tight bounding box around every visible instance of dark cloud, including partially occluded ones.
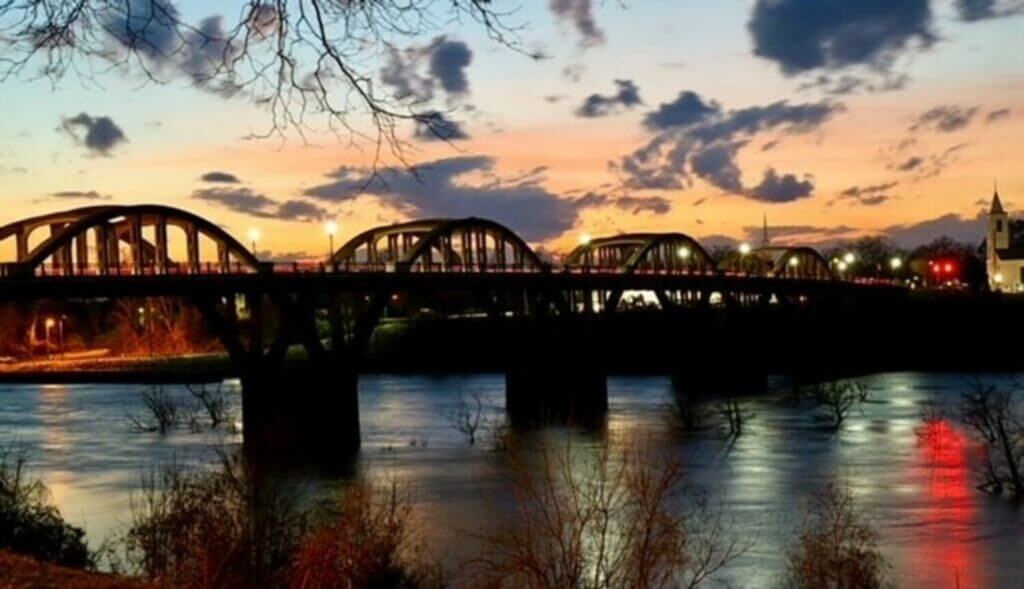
[193,187,326,222]
[414,112,469,141]
[61,113,127,155]
[576,79,642,118]
[381,36,473,103]
[50,190,112,200]
[180,15,242,96]
[889,144,966,179]
[643,92,720,130]
[749,0,934,74]
[797,72,909,95]
[616,91,839,199]
[104,0,180,61]
[882,212,985,247]
[955,0,1024,21]
[910,105,979,133]
[614,195,672,215]
[201,171,242,184]
[747,169,815,203]
[987,108,1013,122]
[831,181,898,206]
[549,0,604,47]
[304,156,598,242]
[429,36,472,95]
[571,192,672,215]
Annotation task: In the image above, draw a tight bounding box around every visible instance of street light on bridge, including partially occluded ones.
[579,233,592,246]
[677,246,691,260]
[325,220,339,257]
[843,252,856,265]
[738,243,751,256]
[247,228,261,255]
[889,256,903,271]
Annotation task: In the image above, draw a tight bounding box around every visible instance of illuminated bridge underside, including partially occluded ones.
[330,218,545,272]
[0,205,259,276]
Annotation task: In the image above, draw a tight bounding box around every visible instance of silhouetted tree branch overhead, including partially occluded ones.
[0,0,525,168]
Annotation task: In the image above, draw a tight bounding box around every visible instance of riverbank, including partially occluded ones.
[0,551,149,588]
[0,353,232,384]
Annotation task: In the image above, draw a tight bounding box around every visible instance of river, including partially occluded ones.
[1,373,1022,587]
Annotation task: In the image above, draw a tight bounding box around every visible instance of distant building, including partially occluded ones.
[987,189,1024,292]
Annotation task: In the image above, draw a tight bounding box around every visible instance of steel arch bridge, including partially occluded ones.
[330,217,546,272]
[0,205,260,277]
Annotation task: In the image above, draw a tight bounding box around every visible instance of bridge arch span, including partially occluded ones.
[331,217,545,272]
[565,232,715,274]
[1,205,260,275]
[737,246,833,280]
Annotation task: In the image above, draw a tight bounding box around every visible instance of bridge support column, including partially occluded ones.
[505,318,608,426]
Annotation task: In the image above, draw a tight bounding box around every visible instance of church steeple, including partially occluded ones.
[991,183,1005,214]
[761,214,770,247]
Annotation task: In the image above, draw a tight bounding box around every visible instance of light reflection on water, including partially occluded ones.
[1,373,1023,588]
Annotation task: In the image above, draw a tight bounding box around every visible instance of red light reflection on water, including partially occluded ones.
[911,417,980,588]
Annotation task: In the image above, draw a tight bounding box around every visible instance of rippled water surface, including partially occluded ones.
[1,373,1023,587]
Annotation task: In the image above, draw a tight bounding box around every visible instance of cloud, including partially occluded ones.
[104,0,181,61]
[797,72,909,95]
[613,195,672,215]
[747,169,815,203]
[61,113,127,155]
[910,105,979,133]
[50,190,112,200]
[742,223,858,246]
[304,156,602,242]
[201,171,242,184]
[882,212,985,247]
[987,108,1013,122]
[549,0,604,47]
[615,90,840,199]
[955,0,1024,21]
[413,112,469,141]
[830,181,898,206]
[889,144,967,179]
[380,36,473,103]
[748,0,934,74]
[643,91,720,130]
[429,36,473,95]
[193,187,327,222]
[576,79,642,118]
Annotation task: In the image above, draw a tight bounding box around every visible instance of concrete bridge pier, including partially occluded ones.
[240,364,360,462]
[505,319,608,427]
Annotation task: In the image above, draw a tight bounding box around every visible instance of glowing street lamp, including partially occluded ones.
[837,260,848,272]
[843,252,856,265]
[677,246,691,260]
[995,272,1005,284]
[788,256,800,267]
[325,220,339,257]
[247,228,260,255]
[579,232,592,246]
[738,243,752,256]
[889,256,903,271]
[44,317,55,357]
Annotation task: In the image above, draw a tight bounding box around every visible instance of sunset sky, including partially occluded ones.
[1,0,1022,259]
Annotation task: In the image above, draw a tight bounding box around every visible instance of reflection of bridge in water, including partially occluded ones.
[0,205,907,457]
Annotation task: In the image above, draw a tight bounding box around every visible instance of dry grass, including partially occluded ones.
[0,550,151,589]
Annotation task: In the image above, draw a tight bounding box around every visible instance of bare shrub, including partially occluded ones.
[671,390,711,432]
[448,390,486,446]
[127,386,181,434]
[787,481,889,589]
[290,479,442,588]
[0,445,92,569]
[186,383,231,429]
[958,379,1024,496]
[808,380,869,431]
[717,396,754,439]
[123,451,303,587]
[468,441,746,588]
